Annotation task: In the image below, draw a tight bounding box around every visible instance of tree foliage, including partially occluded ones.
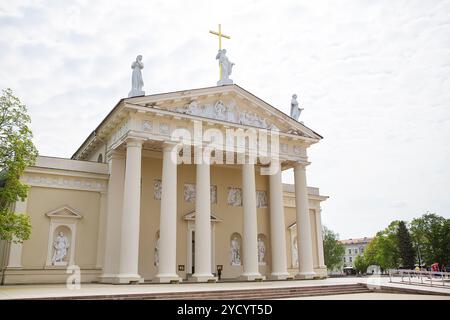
[364,221,401,271]
[0,88,37,242]
[397,221,416,269]
[323,226,345,272]
[354,254,368,274]
[410,213,450,266]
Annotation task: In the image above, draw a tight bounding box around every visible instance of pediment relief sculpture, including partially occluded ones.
[172,99,280,130]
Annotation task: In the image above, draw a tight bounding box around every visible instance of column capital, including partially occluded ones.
[162,141,181,152]
[294,161,311,170]
[125,137,145,148]
[106,149,125,162]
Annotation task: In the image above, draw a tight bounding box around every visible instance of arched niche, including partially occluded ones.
[45,205,82,267]
[257,233,267,265]
[230,232,242,266]
[288,223,299,268]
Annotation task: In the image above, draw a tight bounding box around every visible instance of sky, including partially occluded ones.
[1,0,449,240]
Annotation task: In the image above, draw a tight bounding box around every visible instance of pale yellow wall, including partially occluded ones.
[138,156,162,280]
[310,209,319,268]
[22,187,101,269]
[138,156,271,280]
[13,156,325,283]
[284,207,296,270]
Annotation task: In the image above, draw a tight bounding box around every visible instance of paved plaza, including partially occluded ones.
[0,276,449,300]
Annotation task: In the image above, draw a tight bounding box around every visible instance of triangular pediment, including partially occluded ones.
[183,211,222,222]
[72,84,322,160]
[127,85,322,140]
[45,205,82,219]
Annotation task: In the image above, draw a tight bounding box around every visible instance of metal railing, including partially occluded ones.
[388,269,450,288]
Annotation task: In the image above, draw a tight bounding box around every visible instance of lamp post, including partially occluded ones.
[415,241,422,269]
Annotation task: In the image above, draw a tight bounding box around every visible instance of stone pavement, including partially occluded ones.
[289,293,450,300]
[0,276,449,300]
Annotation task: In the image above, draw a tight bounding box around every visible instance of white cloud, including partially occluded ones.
[1,0,449,238]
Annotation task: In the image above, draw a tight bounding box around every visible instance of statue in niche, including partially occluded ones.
[216,49,234,85]
[230,237,241,265]
[128,55,145,97]
[51,231,69,265]
[258,237,266,263]
[290,94,303,120]
[292,237,299,267]
[154,237,160,266]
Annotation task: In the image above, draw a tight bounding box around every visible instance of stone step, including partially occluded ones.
[50,283,371,300]
[153,287,371,300]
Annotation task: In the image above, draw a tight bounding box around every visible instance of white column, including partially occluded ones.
[315,209,326,268]
[241,163,263,280]
[6,199,28,268]
[192,161,215,282]
[117,138,144,283]
[294,163,316,279]
[155,143,181,283]
[95,191,107,269]
[100,151,125,282]
[269,166,289,280]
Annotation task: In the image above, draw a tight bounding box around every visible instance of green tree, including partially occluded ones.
[410,213,450,266]
[364,221,401,272]
[323,226,345,272]
[0,88,37,242]
[354,254,368,274]
[396,221,416,269]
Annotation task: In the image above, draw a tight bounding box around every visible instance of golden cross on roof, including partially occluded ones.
[209,24,231,79]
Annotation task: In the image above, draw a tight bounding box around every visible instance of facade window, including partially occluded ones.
[354,249,358,254]
[343,257,346,262]
[348,249,351,254]
[349,257,352,262]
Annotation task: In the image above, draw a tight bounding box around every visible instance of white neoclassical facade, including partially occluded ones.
[1,84,328,284]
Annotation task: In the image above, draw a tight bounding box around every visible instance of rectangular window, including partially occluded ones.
[343,257,346,262]
[348,249,351,254]
[349,257,352,262]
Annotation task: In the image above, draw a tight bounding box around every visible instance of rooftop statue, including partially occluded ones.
[290,94,303,121]
[216,49,234,86]
[128,55,145,97]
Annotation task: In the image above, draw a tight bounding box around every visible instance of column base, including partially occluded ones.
[98,274,117,284]
[269,272,290,280]
[112,274,144,284]
[191,274,217,283]
[154,274,182,283]
[5,266,23,270]
[295,272,316,280]
[240,273,266,281]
